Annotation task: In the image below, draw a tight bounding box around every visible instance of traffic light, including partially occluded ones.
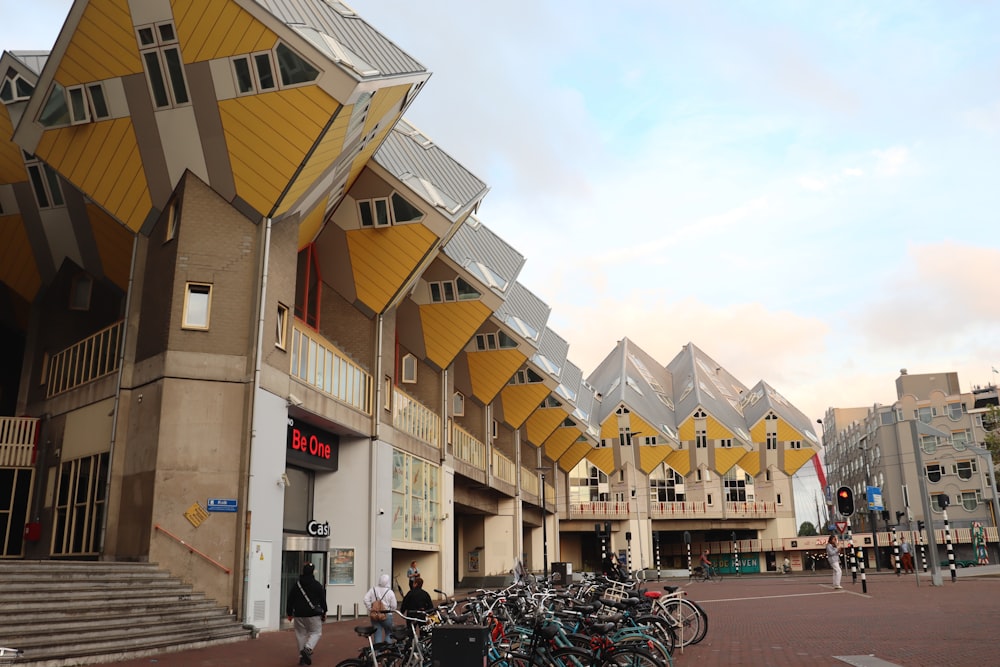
[917,520,925,532]
[836,486,854,517]
[937,494,950,510]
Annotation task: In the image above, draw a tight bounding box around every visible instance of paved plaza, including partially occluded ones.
[89,567,1000,667]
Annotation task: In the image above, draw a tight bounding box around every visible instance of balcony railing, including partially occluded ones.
[0,417,38,467]
[567,501,632,519]
[725,501,777,517]
[521,468,539,498]
[491,450,516,486]
[46,320,123,397]
[451,422,485,470]
[393,388,440,448]
[650,501,708,517]
[290,321,372,414]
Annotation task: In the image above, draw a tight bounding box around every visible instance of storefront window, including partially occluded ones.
[391,450,439,544]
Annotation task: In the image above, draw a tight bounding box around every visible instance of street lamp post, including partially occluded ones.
[536,466,550,582]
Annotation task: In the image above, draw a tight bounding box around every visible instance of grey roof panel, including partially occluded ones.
[443,216,525,298]
[374,119,488,221]
[253,0,425,77]
[8,51,48,76]
[494,282,550,347]
[533,327,569,380]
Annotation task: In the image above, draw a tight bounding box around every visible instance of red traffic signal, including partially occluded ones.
[836,486,854,517]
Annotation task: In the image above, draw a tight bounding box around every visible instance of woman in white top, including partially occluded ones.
[363,573,398,643]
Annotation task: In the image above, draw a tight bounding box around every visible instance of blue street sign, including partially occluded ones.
[207,498,238,512]
[866,486,884,511]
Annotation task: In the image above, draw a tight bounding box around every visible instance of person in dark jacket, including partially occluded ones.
[399,576,434,635]
[285,562,327,666]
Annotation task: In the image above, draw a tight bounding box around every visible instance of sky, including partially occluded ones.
[3,1,999,529]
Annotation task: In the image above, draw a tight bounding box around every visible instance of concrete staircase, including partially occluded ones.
[0,560,254,667]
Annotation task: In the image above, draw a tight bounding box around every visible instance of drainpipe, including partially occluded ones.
[238,216,272,622]
[370,314,384,581]
[97,233,139,556]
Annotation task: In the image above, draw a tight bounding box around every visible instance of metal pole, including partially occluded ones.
[856,539,867,594]
[944,508,956,583]
[918,529,927,573]
[892,526,901,576]
[847,522,857,584]
[686,543,692,579]
[910,420,944,585]
[625,531,632,579]
[654,531,661,581]
[733,531,740,577]
[541,472,548,582]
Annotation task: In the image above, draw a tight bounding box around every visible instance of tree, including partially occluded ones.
[983,404,1000,466]
[798,521,818,536]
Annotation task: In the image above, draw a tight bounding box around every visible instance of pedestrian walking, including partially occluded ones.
[399,576,434,636]
[900,536,914,573]
[826,534,843,589]
[406,560,420,590]
[364,573,397,644]
[285,562,327,666]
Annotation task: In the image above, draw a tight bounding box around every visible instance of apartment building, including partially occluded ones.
[0,0,819,634]
[821,370,999,562]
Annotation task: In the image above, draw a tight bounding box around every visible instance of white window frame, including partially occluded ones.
[24,155,65,209]
[452,391,465,417]
[137,21,190,110]
[275,303,289,349]
[182,282,212,330]
[401,353,417,384]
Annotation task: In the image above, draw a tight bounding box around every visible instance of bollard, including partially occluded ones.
[734,539,740,578]
[846,522,856,584]
[686,542,692,579]
[336,604,342,621]
[892,526,901,576]
[654,532,661,581]
[918,531,928,573]
[856,545,867,594]
[943,510,956,583]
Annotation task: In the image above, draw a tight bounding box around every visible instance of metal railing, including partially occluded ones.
[451,422,486,469]
[649,501,709,517]
[46,320,123,397]
[725,500,777,517]
[0,417,38,467]
[290,321,372,414]
[393,388,440,448]
[154,524,231,574]
[567,501,632,518]
[491,450,517,486]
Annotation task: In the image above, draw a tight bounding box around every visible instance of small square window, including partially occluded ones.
[183,283,212,329]
[275,303,288,349]
[165,200,180,242]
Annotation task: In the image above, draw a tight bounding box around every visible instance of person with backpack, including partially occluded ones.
[363,573,397,643]
[285,562,327,666]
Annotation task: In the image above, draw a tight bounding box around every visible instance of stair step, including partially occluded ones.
[0,560,253,667]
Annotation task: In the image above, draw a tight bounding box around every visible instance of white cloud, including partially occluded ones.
[872,146,910,175]
[842,167,864,177]
[962,101,1000,134]
[798,176,829,191]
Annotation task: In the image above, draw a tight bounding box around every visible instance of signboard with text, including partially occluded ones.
[286,417,339,471]
[866,486,884,511]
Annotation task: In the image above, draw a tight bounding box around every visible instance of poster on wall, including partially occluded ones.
[329,548,355,585]
[468,550,480,573]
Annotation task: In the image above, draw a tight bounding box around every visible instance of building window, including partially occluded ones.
[452,391,465,416]
[947,402,965,420]
[777,493,782,505]
[23,153,64,209]
[920,435,937,454]
[902,484,910,508]
[475,330,517,351]
[429,277,480,303]
[275,303,288,349]
[925,463,942,484]
[38,82,69,127]
[357,192,424,228]
[401,354,417,384]
[230,45,316,96]
[719,438,733,448]
[69,274,92,311]
[706,493,714,506]
[66,83,110,124]
[569,461,609,503]
[165,199,181,242]
[391,450,440,544]
[724,468,749,502]
[137,21,189,109]
[955,460,976,480]
[182,283,212,329]
[0,71,33,102]
[766,434,777,450]
[294,245,321,329]
[931,494,947,513]
[383,376,392,411]
[509,368,543,385]
[915,406,933,424]
[951,430,970,449]
[695,429,707,449]
[788,440,803,450]
[960,491,978,511]
[649,465,684,503]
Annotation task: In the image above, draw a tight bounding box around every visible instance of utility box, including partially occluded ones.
[432,624,488,666]
[551,561,572,585]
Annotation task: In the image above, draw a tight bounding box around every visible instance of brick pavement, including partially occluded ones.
[82,567,1000,667]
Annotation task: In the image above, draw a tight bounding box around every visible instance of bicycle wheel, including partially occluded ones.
[635,615,676,656]
[614,637,671,667]
[548,645,597,667]
[684,598,709,645]
[658,598,701,648]
[602,646,666,667]
[488,652,533,667]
